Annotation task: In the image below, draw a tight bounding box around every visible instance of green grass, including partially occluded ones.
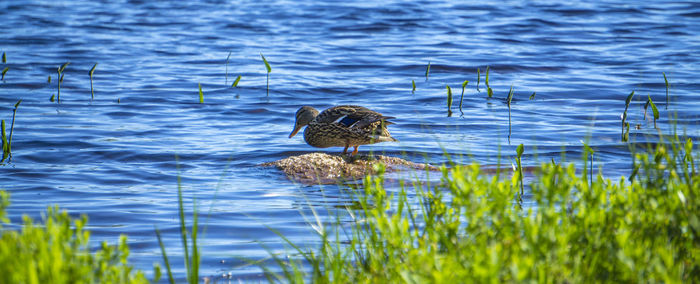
[459,80,468,114]
[425,61,431,81]
[446,85,453,117]
[622,91,635,141]
[266,133,699,283]
[261,53,271,96]
[476,68,481,92]
[232,75,242,88]
[663,72,669,109]
[155,159,201,284]
[57,62,70,103]
[0,192,148,283]
[198,83,204,104]
[485,66,493,98]
[89,63,98,100]
[1,100,21,162]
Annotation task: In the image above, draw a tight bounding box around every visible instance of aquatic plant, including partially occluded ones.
[1,100,21,162]
[476,68,481,92]
[459,80,468,114]
[411,79,416,93]
[1,67,8,81]
[261,53,271,96]
[446,85,453,117]
[485,66,493,98]
[425,61,431,81]
[515,143,524,204]
[198,83,204,104]
[1,52,5,63]
[268,133,699,283]
[621,91,634,142]
[89,63,98,100]
[47,75,51,84]
[0,191,148,283]
[663,72,669,109]
[57,62,70,103]
[231,75,241,88]
[507,84,514,141]
[647,95,659,127]
[529,92,536,100]
[155,161,200,284]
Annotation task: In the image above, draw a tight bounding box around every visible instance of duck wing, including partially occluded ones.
[317,105,394,129]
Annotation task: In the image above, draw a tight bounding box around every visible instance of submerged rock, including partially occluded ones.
[261,152,436,185]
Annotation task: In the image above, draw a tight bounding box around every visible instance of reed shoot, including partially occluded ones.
[425,61,431,80]
[446,85,453,117]
[198,83,203,104]
[648,95,659,127]
[529,92,536,100]
[506,84,514,108]
[89,63,98,100]
[1,52,5,63]
[57,62,70,103]
[231,75,241,88]
[485,66,493,98]
[411,79,416,93]
[476,68,481,92]
[1,67,8,81]
[261,53,271,96]
[663,72,669,109]
[47,75,51,84]
[459,80,468,114]
[515,143,524,204]
[156,160,201,284]
[621,91,634,141]
[1,120,7,161]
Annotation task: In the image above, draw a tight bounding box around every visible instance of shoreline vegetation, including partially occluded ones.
[1,132,698,283]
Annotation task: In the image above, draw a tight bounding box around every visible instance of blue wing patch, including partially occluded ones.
[339,116,359,127]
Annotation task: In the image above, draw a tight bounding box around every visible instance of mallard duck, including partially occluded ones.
[288,105,398,155]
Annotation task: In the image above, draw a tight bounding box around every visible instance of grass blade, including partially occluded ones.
[446,85,453,116]
[154,227,175,284]
[425,61,431,80]
[411,79,416,93]
[261,53,271,96]
[529,92,536,100]
[198,83,203,104]
[261,53,271,73]
[89,63,98,100]
[459,80,468,114]
[476,68,481,92]
[485,66,490,88]
[663,72,669,109]
[1,52,5,63]
[232,75,241,88]
[506,84,514,107]
[1,67,8,80]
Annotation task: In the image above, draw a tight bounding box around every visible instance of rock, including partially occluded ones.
[261,153,436,185]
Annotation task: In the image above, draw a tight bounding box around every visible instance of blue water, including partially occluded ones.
[1,0,698,281]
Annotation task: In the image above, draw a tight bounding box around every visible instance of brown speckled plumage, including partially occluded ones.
[288,105,398,155]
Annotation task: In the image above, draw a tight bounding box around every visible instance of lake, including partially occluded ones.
[1,0,698,281]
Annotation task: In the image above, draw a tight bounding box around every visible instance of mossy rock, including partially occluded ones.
[262,153,436,185]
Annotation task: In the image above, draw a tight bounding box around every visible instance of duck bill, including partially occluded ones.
[288,125,302,138]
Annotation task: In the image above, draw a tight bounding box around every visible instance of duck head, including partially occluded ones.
[289,106,319,138]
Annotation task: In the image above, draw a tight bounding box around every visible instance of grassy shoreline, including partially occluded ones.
[1,133,698,283]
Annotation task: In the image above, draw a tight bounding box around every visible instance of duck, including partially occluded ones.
[288,105,398,155]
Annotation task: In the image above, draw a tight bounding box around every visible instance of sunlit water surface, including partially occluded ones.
[1,0,699,281]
